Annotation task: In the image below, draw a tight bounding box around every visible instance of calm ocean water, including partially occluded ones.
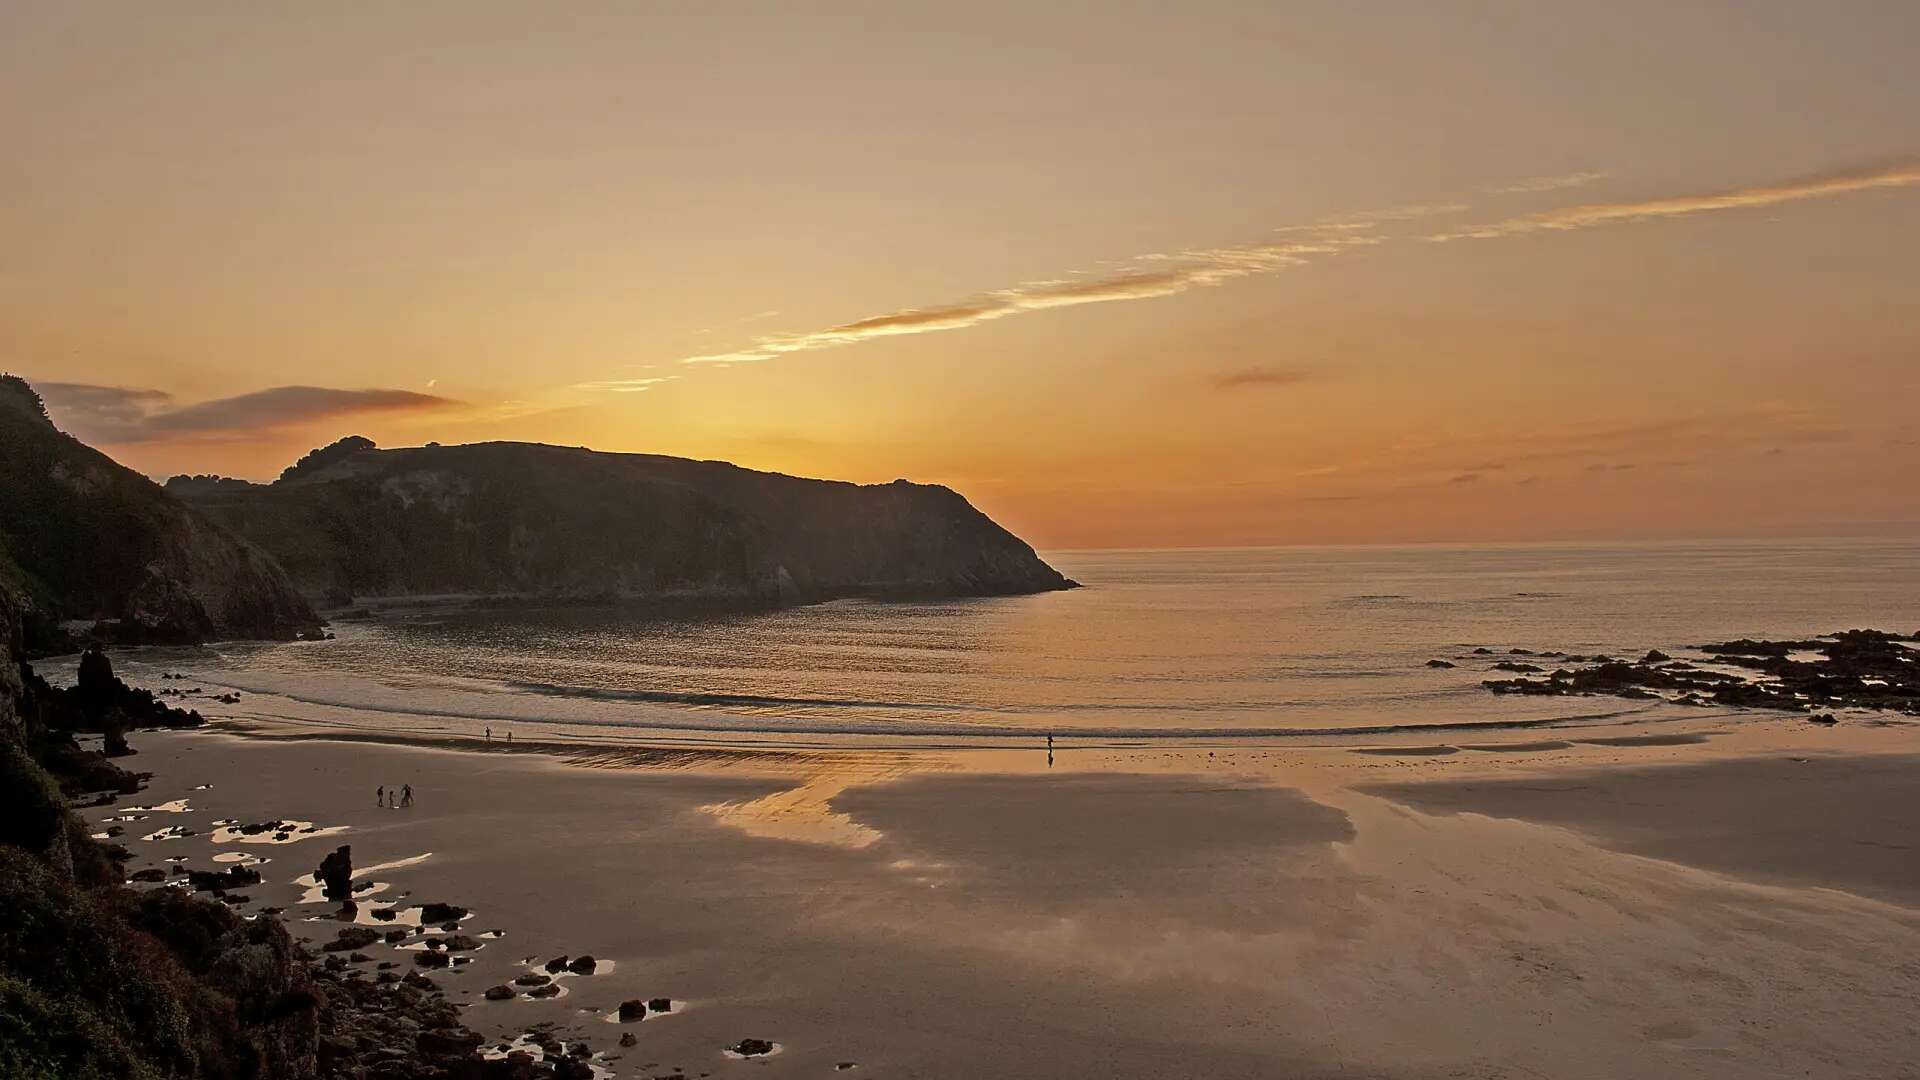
[105,540,1920,746]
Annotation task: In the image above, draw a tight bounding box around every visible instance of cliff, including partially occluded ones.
[169,437,1076,605]
[0,377,321,650]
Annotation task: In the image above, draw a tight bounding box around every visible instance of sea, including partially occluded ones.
[94,539,1920,749]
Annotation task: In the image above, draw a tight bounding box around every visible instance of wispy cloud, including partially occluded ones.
[35,381,458,444]
[1210,366,1314,390]
[649,158,1919,373]
[572,376,679,393]
[1484,170,1611,194]
[1432,160,1920,241]
[680,237,1374,366]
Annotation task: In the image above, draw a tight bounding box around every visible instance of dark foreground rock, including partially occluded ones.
[316,844,354,903]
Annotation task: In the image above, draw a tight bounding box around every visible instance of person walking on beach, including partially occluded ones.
[401,783,414,808]
[376,785,385,807]
[1047,733,1055,768]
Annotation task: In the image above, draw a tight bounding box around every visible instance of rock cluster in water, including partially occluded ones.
[1477,628,1920,715]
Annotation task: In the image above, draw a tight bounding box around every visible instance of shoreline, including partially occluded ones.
[90,700,1920,1078]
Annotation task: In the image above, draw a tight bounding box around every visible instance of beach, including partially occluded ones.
[105,711,1920,1080]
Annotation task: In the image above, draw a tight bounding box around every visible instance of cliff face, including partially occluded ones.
[171,438,1076,605]
[0,377,320,649]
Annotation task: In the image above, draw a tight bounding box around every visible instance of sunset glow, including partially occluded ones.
[6,5,1917,547]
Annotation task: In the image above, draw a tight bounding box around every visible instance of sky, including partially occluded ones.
[4,3,1918,549]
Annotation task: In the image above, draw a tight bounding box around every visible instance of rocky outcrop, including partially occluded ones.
[1,586,511,1079]
[171,436,1077,605]
[1481,629,1920,714]
[0,375,321,650]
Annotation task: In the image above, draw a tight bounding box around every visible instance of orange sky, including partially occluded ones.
[4,4,1918,548]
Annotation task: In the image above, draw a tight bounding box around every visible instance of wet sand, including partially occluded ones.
[108,721,1920,1080]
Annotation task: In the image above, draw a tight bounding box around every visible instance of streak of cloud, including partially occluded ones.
[1210,367,1314,390]
[1484,170,1611,194]
[35,381,458,444]
[661,159,1919,371]
[1432,160,1920,241]
[572,377,679,393]
[680,237,1375,366]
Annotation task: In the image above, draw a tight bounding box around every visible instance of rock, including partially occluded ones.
[544,955,570,973]
[648,997,672,1013]
[417,1027,484,1059]
[1808,712,1838,725]
[185,865,263,893]
[384,929,410,944]
[526,983,561,999]
[416,902,468,924]
[617,999,648,1021]
[323,926,382,952]
[1491,661,1544,673]
[619,1032,638,1048]
[439,934,480,952]
[484,984,516,1000]
[129,867,167,882]
[514,973,551,987]
[1425,659,1456,668]
[1643,649,1672,663]
[567,954,596,975]
[414,950,452,969]
[316,845,353,902]
[731,1038,776,1057]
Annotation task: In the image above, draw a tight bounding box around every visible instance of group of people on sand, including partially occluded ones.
[376,784,413,808]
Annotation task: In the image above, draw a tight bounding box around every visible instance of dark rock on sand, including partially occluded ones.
[1425,659,1456,668]
[485,984,517,1000]
[416,901,468,924]
[649,996,673,1013]
[323,926,383,952]
[731,1038,777,1057]
[1491,661,1544,673]
[567,954,597,974]
[188,864,263,892]
[514,973,552,987]
[316,844,353,902]
[544,954,571,973]
[618,998,649,1021]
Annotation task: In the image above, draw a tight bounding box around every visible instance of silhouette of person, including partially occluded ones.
[1046,733,1055,768]
[376,785,384,807]
[485,727,492,744]
[401,784,413,808]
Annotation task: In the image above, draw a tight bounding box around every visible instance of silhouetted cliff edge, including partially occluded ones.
[169,437,1077,605]
[0,377,320,651]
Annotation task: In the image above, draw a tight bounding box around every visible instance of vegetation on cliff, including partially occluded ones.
[0,376,320,650]
[170,437,1076,605]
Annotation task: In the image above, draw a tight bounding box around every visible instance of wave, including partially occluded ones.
[499,680,945,713]
[215,686,1666,745]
